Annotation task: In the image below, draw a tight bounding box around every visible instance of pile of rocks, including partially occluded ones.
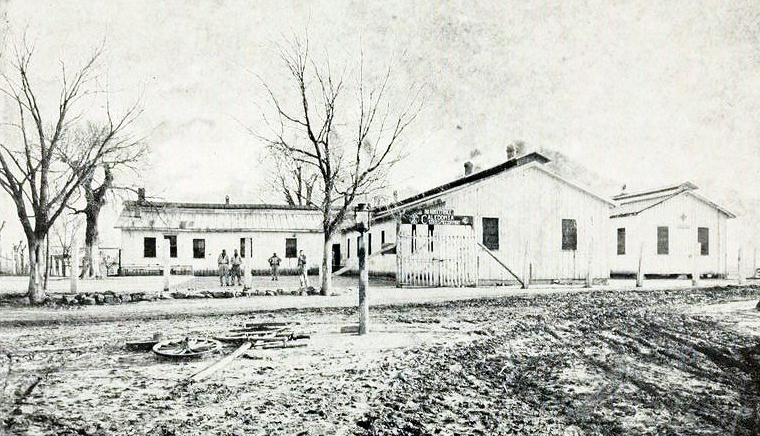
[171,286,321,299]
[43,291,158,307]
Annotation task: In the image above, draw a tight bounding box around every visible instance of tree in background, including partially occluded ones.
[260,147,320,207]
[66,123,146,279]
[0,41,141,302]
[257,35,422,295]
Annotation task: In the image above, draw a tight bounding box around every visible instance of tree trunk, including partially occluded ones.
[26,235,45,303]
[320,234,332,296]
[81,208,102,279]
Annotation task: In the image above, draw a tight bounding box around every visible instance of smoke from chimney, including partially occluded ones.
[137,188,146,203]
[464,161,473,176]
[506,145,516,160]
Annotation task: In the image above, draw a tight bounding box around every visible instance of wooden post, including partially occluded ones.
[162,238,170,293]
[70,240,78,293]
[738,248,745,285]
[636,242,644,287]
[358,232,369,335]
[692,242,700,287]
[522,241,530,289]
[246,238,253,289]
[588,217,595,288]
[395,219,402,288]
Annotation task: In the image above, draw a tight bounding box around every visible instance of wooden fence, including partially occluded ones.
[396,234,477,287]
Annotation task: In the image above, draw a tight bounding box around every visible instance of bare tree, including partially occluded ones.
[256,36,422,295]
[261,148,320,206]
[0,41,141,302]
[66,123,146,279]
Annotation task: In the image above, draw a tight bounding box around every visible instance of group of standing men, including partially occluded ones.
[217,249,310,288]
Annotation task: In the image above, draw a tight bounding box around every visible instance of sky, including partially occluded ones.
[1,0,760,250]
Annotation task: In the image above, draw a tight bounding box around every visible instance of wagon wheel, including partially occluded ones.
[152,337,222,358]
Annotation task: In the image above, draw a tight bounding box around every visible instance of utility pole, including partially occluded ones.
[358,232,369,335]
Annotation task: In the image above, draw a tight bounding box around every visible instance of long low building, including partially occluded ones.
[114,195,324,274]
[338,151,615,286]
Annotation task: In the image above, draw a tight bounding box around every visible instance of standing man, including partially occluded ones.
[297,250,309,288]
[230,249,243,286]
[268,252,281,281]
[218,249,230,286]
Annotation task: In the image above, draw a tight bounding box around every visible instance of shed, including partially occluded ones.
[609,182,736,277]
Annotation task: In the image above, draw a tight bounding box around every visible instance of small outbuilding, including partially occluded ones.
[339,151,615,286]
[115,196,323,275]
[609,182,736,278]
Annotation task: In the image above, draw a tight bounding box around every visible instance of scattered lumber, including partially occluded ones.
[190,342,252,382]
[262,340,308,350]
[126,340,158,351]
[340,325,359,334]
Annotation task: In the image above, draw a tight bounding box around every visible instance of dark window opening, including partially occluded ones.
[193,239,205,259]
[616,228,626,255]
[347,238,350,258]
[143,237,156,258]
[163,235,177,258]
[368,233,372,255]
[411,224,417,253]
[657,227,669,255]
[285,238,297,258]
[562,219,577,251]
[240,238,246,258]
[381,230,386,255]
[698,227,709,255]
[428,224,434,251]
[482,218,499,250]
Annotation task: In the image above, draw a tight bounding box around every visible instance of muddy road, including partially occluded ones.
[2,285,760,435]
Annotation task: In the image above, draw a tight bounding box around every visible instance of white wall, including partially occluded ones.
[610,192,729,276]
[340,164,613,282]
[121,230,324,272]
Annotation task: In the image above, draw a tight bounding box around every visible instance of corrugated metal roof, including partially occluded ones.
[115,201,323,232]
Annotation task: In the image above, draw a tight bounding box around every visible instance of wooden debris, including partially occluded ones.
[190,342,252,382]
[126,340,158,351]
[340,325,359,334]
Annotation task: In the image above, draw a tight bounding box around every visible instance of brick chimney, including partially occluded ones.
[225,195,230,205]
[137,188,146,203]
[464,161,473,176]
[506,145,516,160]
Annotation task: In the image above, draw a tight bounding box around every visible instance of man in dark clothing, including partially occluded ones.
[268,252,281,281]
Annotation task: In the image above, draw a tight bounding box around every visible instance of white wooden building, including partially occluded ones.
[610,182,736,277]
[338,152,615,285]
[115,197,324,274]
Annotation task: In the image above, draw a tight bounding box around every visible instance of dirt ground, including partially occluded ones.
[2,285,760,435]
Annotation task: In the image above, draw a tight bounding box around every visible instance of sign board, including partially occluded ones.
[401,210,473,226]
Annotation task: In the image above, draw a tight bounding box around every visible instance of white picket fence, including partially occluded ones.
[396,234,477,287]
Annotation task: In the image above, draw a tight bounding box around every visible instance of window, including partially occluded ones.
[163,235,177,258]
[368,233,372,255]
[285,238,297,258]
[193,239,205,259]
[657,227,669,255]
[562,219,577,251]
[143,237,156,258]
[347,238,350,258]
[411,224,417,253]
[428,224,434,251]
[240,238,246,258]
[381,230,386,255]
[482,218,499,250]
[616,228,626,255]
[357,236,361,255]
[698,227,709,255]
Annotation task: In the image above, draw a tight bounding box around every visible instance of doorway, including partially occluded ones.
[331,244,341,272]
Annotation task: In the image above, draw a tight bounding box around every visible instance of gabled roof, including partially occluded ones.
[610,182,736,219]
[362,152,613,227]
[115,201,323,232]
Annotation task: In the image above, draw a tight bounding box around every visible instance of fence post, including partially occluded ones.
[692,242,700,287]
[636,242,644,287]
[358,232,369,335]
[162,238,170,294]
[522,241,530,289]
[738,248,745,285]
[70,241,78,293]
